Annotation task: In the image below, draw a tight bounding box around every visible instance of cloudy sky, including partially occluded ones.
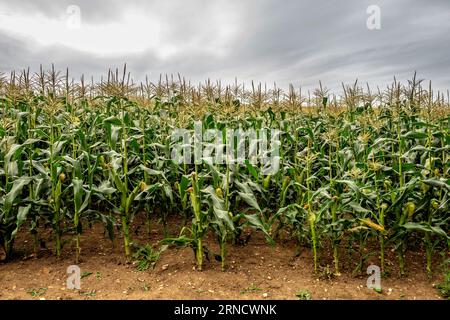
[0,0,449,91]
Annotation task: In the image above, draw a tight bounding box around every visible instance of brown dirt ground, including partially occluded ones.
[0,216,446,300]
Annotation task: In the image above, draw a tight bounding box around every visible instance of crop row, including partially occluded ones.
[0,68,449,277]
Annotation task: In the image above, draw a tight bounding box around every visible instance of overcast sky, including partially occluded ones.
[0,0,449,91]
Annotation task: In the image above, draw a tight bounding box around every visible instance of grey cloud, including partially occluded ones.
[0,0,124,25]
[0,0,449,92]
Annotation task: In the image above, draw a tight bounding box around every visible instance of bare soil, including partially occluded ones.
[0,217,446,300]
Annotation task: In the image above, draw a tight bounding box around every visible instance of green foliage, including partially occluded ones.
[132,244,166,271]
[241,283,262,294]
[27,287,47,297]
[296,289,312,300]
[436,259,450,299]
[0,68,448,279]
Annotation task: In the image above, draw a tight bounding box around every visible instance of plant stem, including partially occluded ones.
[121,215,130,259]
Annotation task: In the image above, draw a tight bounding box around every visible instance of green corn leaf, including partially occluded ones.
[11,205,32,238]
[402,222,449,239]
[4,177,32,213]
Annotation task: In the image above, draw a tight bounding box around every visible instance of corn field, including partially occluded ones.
[0,66,449,278]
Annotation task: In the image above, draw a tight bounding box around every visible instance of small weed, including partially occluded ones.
[132,244,165,271]
[319,264,334,280]
[27,287,47,297]
[241,283,261,294]
[296,289,312,300]
[373,287,382,294]
[142,283,150,291]
[80,289,96,297]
